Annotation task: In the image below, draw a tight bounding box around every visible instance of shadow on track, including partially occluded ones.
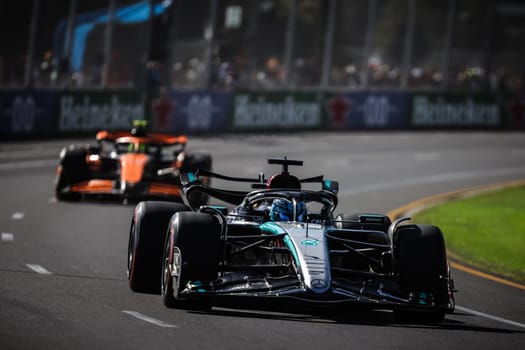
[193,307,523,335]
[0,268,127,282]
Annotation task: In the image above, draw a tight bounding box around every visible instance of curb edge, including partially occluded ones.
[386,179,525,291]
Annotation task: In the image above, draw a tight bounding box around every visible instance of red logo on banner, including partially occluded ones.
[508,97,525,129]
[152,88,175,131]
[328,94,351,128]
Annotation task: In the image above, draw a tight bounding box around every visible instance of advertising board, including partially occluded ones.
[153,90,232,133]
[231,91,323,130]
[410,93,502,128]
[58,90,145,133]
[324,91,409,130]
[0,89,58,139]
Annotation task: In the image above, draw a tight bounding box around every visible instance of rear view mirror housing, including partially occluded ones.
[322,180,339,194]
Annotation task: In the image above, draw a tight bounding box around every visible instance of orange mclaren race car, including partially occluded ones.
[55,121,211,205]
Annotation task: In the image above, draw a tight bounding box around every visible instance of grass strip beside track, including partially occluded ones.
[411,186,525,284]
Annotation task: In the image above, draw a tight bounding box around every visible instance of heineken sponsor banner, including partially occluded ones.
[152,90,232,133]
[324,91,409,130]
[410,93,502,128]
[231,91,323,130]
[0,89,58,140]
[58,90,145,134]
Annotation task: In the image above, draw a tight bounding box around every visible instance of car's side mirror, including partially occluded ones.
[322,180,339,194]
[180,172,200,186]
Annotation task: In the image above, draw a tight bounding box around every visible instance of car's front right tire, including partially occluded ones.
[393,224,448,323]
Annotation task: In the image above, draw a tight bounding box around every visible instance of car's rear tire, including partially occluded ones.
[127,201,190,294]
[162,212,221,310]
[394,224,448,323]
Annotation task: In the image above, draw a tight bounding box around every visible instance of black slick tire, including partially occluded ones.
[162,212,221,310]
[127,201,190,294]
[55,147,90,201]
[394,224,448,323]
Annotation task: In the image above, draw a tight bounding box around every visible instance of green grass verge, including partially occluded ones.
[411,186,525,283]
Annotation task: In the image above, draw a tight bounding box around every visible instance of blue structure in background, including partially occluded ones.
[54,1,170,72]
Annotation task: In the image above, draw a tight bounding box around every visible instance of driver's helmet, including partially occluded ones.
[270,199,307,222]
[131,120,148,137]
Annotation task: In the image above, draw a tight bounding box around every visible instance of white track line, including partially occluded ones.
[414,152,440,161]
[455,305,525,329]
[122,310,177,328]
[0,159,57,171]
[1,233,14,242]
[12,212,25,220]
[26,264,53,275]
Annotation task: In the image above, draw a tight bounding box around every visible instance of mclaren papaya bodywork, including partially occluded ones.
[55,130,211,204]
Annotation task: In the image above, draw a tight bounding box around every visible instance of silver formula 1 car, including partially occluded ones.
[127,158,455,323]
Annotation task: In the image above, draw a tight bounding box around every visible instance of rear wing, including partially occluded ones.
[96,130,187,145]
[190,168,337,192]
[180,171,249,207]
[179,157,339,209]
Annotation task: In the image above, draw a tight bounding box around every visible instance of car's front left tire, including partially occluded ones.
[127,201,190,294]
[162,211,221,309]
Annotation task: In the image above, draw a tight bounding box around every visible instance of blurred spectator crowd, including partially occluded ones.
[0,0,523,97]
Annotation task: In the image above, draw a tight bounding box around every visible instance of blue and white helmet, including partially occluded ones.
[270,199,306,222]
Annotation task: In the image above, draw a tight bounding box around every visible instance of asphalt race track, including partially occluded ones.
[1,131,524,350]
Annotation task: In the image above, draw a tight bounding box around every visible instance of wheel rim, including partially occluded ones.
[162,237,182,299]
[127,222,135,278]
[172,247,182,298]
[161,237,171,296]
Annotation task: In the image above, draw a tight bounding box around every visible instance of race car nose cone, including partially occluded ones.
[311,279,328,289]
